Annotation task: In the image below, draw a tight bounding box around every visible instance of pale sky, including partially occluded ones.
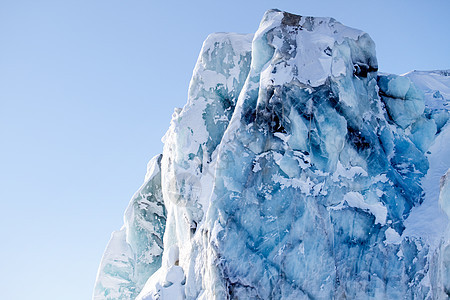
[0,1,449,299]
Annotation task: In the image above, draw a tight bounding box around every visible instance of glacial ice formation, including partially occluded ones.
[94,155,166,299]
[94,10,450,299]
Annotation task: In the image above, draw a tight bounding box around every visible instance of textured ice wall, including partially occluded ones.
[158,32,253,299]
[199,10,434,299]
[93,155,166,299]
[95,10,450,300]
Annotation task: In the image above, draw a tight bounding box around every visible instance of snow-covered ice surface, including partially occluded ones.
[405,70,450,111]
[402,69,450,249]
[405,70,450,133]
[437,169,450,297]
[94,10,450,299]
[403,124,450,248]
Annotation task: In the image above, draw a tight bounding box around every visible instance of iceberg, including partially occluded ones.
[94,10,450,299]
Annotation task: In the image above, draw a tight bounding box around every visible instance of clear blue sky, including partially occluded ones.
[0,1,448,299]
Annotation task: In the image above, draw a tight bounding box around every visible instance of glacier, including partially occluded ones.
[93,10,450,299]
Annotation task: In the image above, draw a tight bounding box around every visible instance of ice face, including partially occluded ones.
[160,31,253,282]
[378,74,425,129]
[93,155,166,300]
[95,10,450,300]
[198,10,433,299]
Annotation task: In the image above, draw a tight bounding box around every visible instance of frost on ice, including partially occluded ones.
[94,10,450,299]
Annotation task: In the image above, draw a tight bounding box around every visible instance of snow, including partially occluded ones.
[385,227,402,245]
[405,70,450,110]
[331,191,387,225]
[331,161,368,182]
[136,246,185,300]
[404,124,450,249]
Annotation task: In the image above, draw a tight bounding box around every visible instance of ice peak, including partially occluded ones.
[251,9,377,90]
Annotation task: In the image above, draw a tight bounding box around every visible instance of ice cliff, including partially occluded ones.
[93,10,450,299]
